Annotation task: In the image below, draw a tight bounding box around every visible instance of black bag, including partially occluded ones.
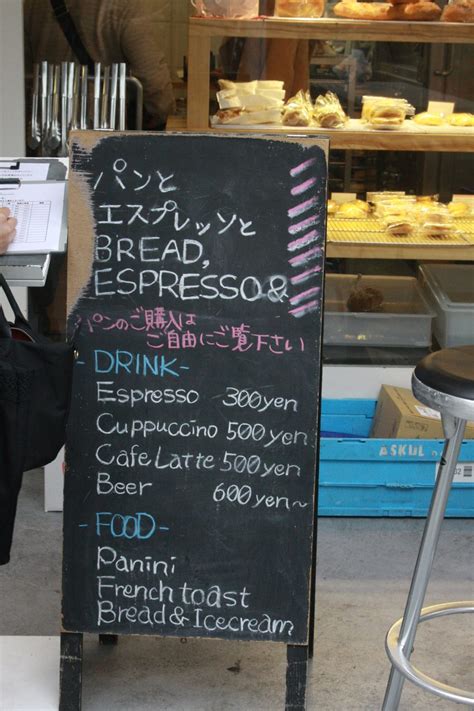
[50,0,95,72]
[0,274,74,564]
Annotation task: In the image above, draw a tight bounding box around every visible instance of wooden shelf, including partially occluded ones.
[168,116,474,152]
[189,17,474,44]
[326,241,474,260]
[183,17,474,264]
[187,17,473,129]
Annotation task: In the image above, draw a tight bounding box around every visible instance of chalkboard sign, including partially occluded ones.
[62,132,328,646]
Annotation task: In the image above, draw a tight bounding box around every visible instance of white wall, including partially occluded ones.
[0,0,25,156]
[0,0,27,314]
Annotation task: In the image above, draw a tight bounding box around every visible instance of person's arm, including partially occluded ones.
[0,208,17,254]
[120,2,175,128]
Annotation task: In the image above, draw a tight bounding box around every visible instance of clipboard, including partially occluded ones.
[0,158,68,285]
[0,157,67,181]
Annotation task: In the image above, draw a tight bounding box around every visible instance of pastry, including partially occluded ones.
[274,0,325,17]
[447,202,470,216]
[215,108,282,124]
[385,220,415,236]
[441,0,474,21]
[327,199,338,215]
[416,194,437,203]
[218,80,285,96]
[413,112,446,126]
[216,91,242,110]
[448,113,474,127]
[256,80,285,90]
[369,107,406,127]
[236,94,284,110]
[333,0,441,20]
[418,205,454,237]
[313,92,347,129]
[338,200,369,218]
[215,80,286,125]
[282,90,313,126]
[377,196,416,234]
[282,107,311,126]
[390,1,442,18]
[380,204,415,236]
[218,79,257,94]
[216,108,243,123]
[362,96,415,128]
[352,199,370,213]
[347,276,384,313]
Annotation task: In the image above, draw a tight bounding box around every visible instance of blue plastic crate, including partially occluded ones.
[319,399,474,517]
[321,398,375,438]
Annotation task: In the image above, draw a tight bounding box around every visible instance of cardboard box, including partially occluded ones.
[371,385,474,440]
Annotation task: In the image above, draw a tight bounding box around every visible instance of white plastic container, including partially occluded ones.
[324,274,435,347]
[191,0,260,17]
[418,264,474,347]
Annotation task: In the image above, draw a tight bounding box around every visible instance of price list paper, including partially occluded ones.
[62,132,328,645]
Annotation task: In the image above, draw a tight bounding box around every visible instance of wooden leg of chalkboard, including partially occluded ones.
[308,590,315,660]
[99,634,118,646]
[285,644,308,711]
[308,533,317,660]
[59,632,83,711]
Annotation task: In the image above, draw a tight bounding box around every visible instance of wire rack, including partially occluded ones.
[328,216,474,247]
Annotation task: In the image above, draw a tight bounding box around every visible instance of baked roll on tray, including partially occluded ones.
[413,112,445,125]
[448,113,474,127]
[441,0,474,22]
[337,200,370,218]
[333,0,442,20]
[413,112,474,126]
[447,202,471,217]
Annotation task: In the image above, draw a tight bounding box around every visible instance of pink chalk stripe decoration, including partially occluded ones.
[289,299,319,318]
[290,265,322,286]
[291,177,317,197]
[287,154,323,317]
[287,196,318,219]
[290,157,317,178]
[289,286,320,306]
[288,214,319,236]
[288,246,321,268]
[287,229,319,252]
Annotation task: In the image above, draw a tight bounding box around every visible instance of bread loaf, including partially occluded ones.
[333,1,441,20]
[441,0,474,21]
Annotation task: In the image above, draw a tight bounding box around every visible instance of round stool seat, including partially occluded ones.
[412,346,474,422]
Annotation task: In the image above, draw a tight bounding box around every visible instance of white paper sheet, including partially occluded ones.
[0,160,50,181]
[0,181,67,254]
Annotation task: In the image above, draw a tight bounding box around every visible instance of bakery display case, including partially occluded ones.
[177,11,473,362]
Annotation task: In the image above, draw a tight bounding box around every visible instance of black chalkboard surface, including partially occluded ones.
[62,132,328,646]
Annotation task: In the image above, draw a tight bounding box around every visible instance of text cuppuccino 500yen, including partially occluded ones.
[95,413,309,446]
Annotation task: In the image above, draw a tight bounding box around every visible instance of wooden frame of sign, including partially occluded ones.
[60,131,328,711]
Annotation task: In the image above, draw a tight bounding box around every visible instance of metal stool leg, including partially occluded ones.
[382,416,466,710]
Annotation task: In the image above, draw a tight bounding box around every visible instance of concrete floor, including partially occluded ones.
[1,470,473,710]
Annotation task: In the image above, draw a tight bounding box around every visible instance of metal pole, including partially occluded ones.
[382,416,466,709]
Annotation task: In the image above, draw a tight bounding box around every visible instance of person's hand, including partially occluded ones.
[0,208,17,254]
